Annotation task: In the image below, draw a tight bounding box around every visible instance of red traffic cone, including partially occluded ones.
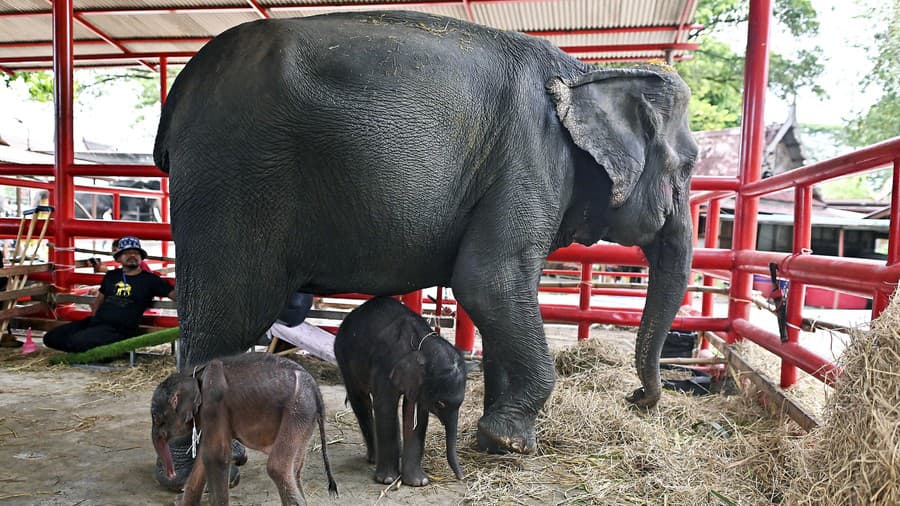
[21,327,37,355]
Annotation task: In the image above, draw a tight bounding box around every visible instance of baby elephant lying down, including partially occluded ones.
[151,353,338,506]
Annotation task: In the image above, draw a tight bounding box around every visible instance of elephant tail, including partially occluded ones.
[315,385,339,497]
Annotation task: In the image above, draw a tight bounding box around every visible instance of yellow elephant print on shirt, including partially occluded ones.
[115,281,132,297]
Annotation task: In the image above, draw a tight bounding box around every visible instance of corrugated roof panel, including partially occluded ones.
[536,30,675,48]
[81,12,259,39]
[0,0,699,68]
[126,40,208,54]
[74,0,247,8]
[0,43,51,59]
[264,0,444,5]
[0,15,98,42]
[0,0,45,13]
[474,0,687,32]
[571,51,678,60]
[269,5,467,20]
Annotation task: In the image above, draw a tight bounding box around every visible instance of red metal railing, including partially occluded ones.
[2,0,900,397]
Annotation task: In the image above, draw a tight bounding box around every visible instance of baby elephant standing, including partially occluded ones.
[335,296,467,486]
[151,353,338,505]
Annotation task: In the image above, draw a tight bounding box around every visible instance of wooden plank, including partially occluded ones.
[0,302,47,321]
[702,331,821,432]
[0,284,49,302]
[0,263,52,277]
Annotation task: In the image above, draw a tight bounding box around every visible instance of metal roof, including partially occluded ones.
[0,0,699,72]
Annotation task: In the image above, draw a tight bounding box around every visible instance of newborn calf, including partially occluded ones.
[151,353,337,505]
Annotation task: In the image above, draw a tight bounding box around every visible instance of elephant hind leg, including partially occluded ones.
[268,418,314,506]
[345,388,376,463]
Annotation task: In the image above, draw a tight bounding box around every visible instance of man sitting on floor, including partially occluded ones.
[43,236,175,353]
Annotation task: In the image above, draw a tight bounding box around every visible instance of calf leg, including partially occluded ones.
[176,452,206,506]
[372,380,401,484]
[268,418,314,506]
[345,388,376,463]
[400,398,430,486]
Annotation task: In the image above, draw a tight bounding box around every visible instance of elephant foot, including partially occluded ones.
[155,438,242,492]
[401,468,430,487]
[375,467,400,485]
[475,411,536,454]
[625,386,661,409]
[231,440,248,467]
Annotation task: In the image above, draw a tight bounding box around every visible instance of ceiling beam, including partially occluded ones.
[42,0,155,71]
[0,24,704,51]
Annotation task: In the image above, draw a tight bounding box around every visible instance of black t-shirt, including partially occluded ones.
[94,269,173,331]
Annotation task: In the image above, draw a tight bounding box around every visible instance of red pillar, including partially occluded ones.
[578,262,592,340]
[727,0,772,343]
[159,56,171,261]
[700,198,721,350]
[52,0,75,290]
[875,158,900,317]
[401,290,422,314]
[782,185,811,387]
[455,305,475,353]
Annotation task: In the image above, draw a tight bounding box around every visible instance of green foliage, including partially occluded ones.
[2,66,182,127]
[818,176,876,200]
[677,0,824,132]
[2,71,56,102]
[846,0,900,146]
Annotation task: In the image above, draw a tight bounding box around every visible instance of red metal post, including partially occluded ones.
[159,56,171,260]
[52,0,75,291]
[455,305,475,353]
[401,290,423,314]
[683,202,701,307]
[700,198,722,350]
[782,185,811,387]
[727,0,772,343]
[578,262,592,340]
[875,157,900,316]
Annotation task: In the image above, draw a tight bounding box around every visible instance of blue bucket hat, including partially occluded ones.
[113,236,148,260]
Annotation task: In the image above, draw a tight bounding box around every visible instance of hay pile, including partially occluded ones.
[423,339,800,504]
[786,292,900,505]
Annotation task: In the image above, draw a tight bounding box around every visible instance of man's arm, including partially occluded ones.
[92,292,104,315]
[167,289,176,301]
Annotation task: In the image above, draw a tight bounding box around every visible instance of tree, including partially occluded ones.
[846,0,899,146]
[677,0,825,131]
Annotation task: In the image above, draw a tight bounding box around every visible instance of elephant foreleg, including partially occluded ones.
[452,245,554,455]
[400,397,430,486]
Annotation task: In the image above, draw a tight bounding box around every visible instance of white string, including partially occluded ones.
[190,423,202,458]
[416,332,437,350]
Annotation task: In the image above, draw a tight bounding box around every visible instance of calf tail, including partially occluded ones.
[315,386,339,497]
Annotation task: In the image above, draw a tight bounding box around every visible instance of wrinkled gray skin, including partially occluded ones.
[150,353,338,505]
[334,297,466,486]
[155,11,697,454]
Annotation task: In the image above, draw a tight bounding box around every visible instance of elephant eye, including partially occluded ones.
[436,400,446,409]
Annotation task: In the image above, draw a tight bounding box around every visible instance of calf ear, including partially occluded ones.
[390,351,426,401]
[177,380,201,424]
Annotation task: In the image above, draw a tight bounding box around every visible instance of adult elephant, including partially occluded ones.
[155,11,697,455]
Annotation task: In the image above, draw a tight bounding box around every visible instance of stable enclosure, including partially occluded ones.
[1,0,899,504]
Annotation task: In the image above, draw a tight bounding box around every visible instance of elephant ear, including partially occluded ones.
[390,351,426,402]
[547,68,669,208]
[172,378,201,424]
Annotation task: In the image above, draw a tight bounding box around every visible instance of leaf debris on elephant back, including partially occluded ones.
[420,329,814,504]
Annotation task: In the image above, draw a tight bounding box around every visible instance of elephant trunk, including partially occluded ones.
[628,211,692,408]
[443,410,464,480]
[153,432,175,480]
